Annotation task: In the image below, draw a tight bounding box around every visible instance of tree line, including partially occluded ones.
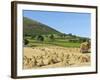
[24,33,90,45]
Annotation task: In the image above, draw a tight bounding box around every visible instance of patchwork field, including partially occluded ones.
[23,46,90,69]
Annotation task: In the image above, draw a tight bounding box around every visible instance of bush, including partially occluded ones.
[24,39,29,45]
[37,35,44,42]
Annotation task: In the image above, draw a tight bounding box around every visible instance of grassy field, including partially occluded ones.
[26,37,81,48]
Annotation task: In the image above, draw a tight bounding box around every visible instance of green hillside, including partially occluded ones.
[23,17,90,48]
[23,17,61,36]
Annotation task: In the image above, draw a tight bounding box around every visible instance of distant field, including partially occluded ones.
[26,37,81,48]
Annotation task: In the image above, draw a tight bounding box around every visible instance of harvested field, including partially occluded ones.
[23,46,91,69]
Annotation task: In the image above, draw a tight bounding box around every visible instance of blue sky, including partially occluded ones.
[23,10,91,38]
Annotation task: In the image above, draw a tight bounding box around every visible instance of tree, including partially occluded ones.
[24,39,29,45]
[68,33,72,36]
[72,35,77,38]
[62,33,66,38]
[37,35,44,42]
[49,34,55,41]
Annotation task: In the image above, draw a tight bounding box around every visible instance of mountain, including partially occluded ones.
[23,17,61,36]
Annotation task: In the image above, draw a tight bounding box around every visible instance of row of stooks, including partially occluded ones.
[23,44,90,69]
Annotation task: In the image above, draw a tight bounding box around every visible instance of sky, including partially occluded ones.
[23,10,91,38]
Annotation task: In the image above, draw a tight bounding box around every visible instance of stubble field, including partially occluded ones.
[23,46,90,69]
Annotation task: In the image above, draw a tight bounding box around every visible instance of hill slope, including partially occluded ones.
[23,17,61,36]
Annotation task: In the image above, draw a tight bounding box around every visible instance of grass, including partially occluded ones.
[27,38,81,48]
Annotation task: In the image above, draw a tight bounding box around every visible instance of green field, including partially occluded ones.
[25,37,81,48]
